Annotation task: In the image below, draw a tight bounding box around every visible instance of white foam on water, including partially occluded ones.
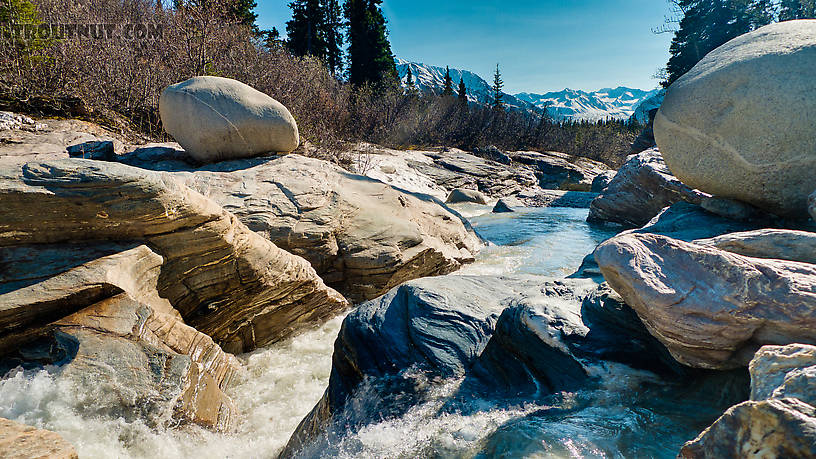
[0,315,345,459]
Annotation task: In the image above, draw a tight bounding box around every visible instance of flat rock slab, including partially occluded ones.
[695,229,816,265]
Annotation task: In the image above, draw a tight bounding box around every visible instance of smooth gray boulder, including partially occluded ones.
[446,187,488,204]
[159,76,299,162]
[679,398,816,458]
[595,233,816,369]
[492,197,521,213]
[695,229,816,265]
[587,149,705,228]
[655,20,816,218]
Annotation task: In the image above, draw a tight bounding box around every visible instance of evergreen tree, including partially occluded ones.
[457,77,468,104]
[491,63,504,111]
[405,66,419,96]
[442,66,454,96]
[779,0,816,20]
[322,0,344,74]
[344,0,398,86]
[229,0,258,28]
[662,0,774,87]
[287,0,327,59]
[261,27,282,49]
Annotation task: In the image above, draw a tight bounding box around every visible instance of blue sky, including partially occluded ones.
[256,0,674,94]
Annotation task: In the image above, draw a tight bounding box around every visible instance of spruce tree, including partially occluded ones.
[662,0,774,87]
[344,0,398,86]
[457,77,468,104]
[491,63,504,111]
[779,0,816,20]
[229,0,258,28]
[286,0,327,59]
[442,66,454,96]
[322,0,344,74]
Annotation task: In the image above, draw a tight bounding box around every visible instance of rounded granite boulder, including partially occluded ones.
[159,76,299,163]
[654,20,816,218]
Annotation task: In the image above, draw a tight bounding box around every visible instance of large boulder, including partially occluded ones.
[694,229,816,265]
[587,149,705,227]
[595,233,816,369]
[446,187,488,204]
[0,159,348,352]
[417,149,538,197]
[654,20,816,218]
[159,76,299,163]
[283,276,602,457]
[0,418,77,459]
[170,154,482,302]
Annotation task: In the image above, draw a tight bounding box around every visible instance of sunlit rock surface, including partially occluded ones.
[596,233,816,369]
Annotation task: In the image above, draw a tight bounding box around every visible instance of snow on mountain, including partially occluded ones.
[395,59,533,111]
[516,87,663,122]
[396,59,662,122]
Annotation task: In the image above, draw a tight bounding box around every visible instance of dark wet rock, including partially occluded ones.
[472,145,511,165]
[492,197,521,213]
[587,149,706,228]
[67,140,114,161]
[590,170,616,193]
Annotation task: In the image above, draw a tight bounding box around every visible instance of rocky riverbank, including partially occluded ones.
[2,19,816,459]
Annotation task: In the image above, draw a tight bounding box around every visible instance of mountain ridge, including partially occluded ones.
[396,59,661,122]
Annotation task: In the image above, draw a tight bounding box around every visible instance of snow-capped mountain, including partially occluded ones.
[396,59,533,111]
[396,59,662,122]
[516,87,663,122]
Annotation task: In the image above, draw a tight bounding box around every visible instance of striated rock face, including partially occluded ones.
[695,229,816,265]
[587,149,705,227]
[160,76,299,162]
[446,187,488,204]
[0,159,348,352]
[681,343,816,457]
[595,233,816,369]
[419,149,538,197]
[172,154,481,302]
[510,150,611,191]
[0,244,240,430]
[749,344,816,406]
[655,20,816,218]
[679,398,816,458]
[0,418,78,459]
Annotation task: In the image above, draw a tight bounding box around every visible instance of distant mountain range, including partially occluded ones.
[396,59,663,123]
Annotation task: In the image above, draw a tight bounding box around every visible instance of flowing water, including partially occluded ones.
[0,207,743,458]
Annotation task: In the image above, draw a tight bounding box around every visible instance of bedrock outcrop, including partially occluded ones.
[595,233,816,369]
[587,149,705,227]
[0,159,348,353]
[0,244,239,430]
[167,154,482,302]
[654,20,816,218]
